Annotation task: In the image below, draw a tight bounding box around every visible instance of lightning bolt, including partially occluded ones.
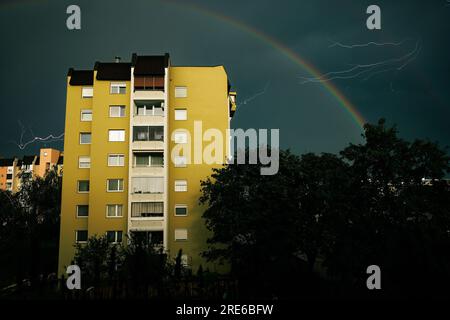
[9,121,64,150]
[299,39,421,84]
[237,82,270,106]
[328,38,411,49]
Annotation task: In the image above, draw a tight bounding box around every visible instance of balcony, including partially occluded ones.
[133,100,164,125]
[133,76,164,100]
[132,126,164,150]
[131,201,163,218]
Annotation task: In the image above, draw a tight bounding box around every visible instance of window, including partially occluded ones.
[82,87,93,98]
[6,174,13,180]
[134,152,163,167]
[76,205,89,218]
[174,180,187,192]
[133,126,164,142]
[78,156,91,168]
[107,179,124,192]
[80,133,91,144]
[174,109,187,120]
[136,101,164,116]
[76,230,88,243]
[110,83,126,94]
[131,231,163,246]
[106,231,123,243]
[175,205,188,216]
[108,154,125,166]
[174,155,187,167]
[81,109,92,121]
[132,177,164,194]
[78,180,90,193]
[106,204,123,218]
[173,131,188,144]
[131,202,163,217]
[175,229,188,241]
[109,129,125,142]
[6,182,12,191]
[175,86,187,98]
[109,106,125,117]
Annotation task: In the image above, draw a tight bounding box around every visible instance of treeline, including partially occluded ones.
[200,119,450,298]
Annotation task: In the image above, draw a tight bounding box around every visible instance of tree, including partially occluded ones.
[200,150,309,297]
[73,235,112,287]
[0,166,62,287]
[325,119,450,295]
[200,120,450,298]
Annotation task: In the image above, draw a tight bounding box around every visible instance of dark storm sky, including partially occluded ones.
[0,0,449,158]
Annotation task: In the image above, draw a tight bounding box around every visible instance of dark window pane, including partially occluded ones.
[77,205,89,217]
[77,230,88,242]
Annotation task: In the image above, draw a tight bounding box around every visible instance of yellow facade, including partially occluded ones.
[58,55,235,275]
[168,66,230,272]
[58,78,92,272]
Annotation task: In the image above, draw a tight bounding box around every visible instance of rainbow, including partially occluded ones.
[163,0,366,128]
[0,0,366,127]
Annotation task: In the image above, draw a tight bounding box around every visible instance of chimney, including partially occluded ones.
[114,56,121,63]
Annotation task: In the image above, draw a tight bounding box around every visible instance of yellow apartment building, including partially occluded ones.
[58,53,237,275]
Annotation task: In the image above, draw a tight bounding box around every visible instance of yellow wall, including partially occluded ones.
[168,66,230,273]
[58,79,92,274]
[88,74,129,238]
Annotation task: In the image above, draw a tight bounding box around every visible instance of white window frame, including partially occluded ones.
[78,156,91,169]
[173,131,188,144]
[79,133,91,145]
[76,205,89,218]
[174,86,187,98]
[108,154,125,167]
[174,180,187,192]
[75,230,88,243]
[109,105,126,117]
[174,109,187,120]
[174,204,188,216]
[108,129,125,142]
[81,87,93,98]
[77,180,90,193]
[175,228,188,241]
[110,83,126,94]
[80,109,92,121]
[107,179,124,192]
[174,155,187,167]
[106,204,123,218]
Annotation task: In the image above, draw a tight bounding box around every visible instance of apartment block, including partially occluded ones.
[58,53,237,274]
[0,148,62,192]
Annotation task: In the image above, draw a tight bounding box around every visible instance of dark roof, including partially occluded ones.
[0,158,15,167]
[132,53,169,76]
[35,156,40,165]
[16,160,22,166]
[68,69,94,86]
[22,155,35,165]
[95,62,131,81]
[57,155,64,165]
